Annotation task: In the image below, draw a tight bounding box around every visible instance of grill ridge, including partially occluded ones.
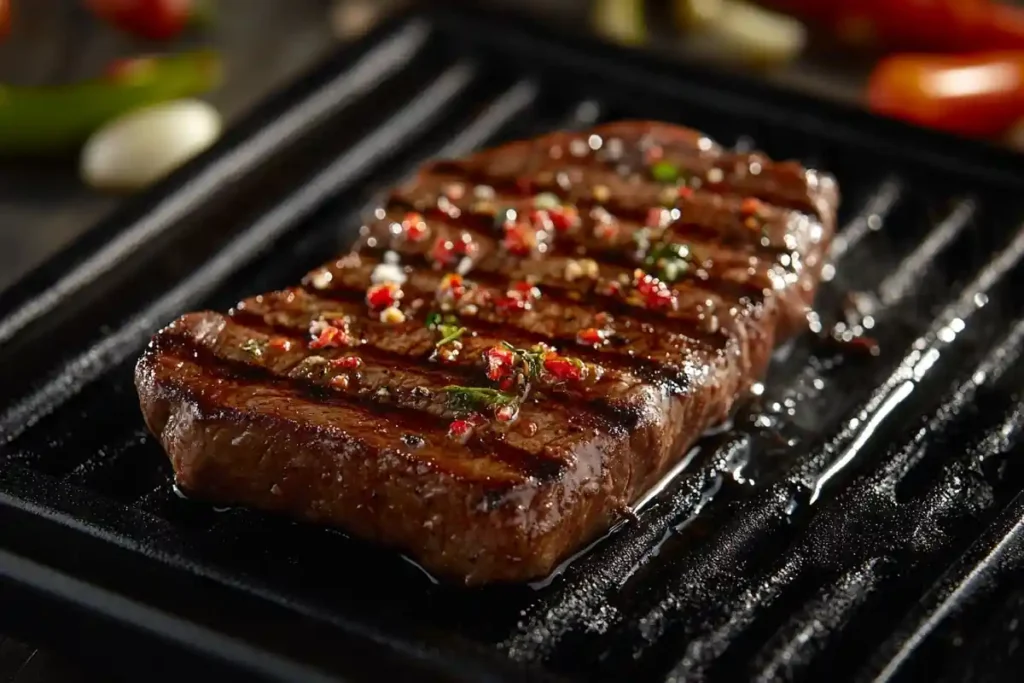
[1,6,1024,682]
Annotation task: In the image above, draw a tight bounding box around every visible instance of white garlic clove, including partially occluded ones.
[80,98,222,192]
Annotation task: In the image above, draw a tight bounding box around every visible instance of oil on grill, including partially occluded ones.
[1,6,1024,683]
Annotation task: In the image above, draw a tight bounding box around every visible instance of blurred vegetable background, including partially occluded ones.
[582,0,1024,148]
[0,0,1021,295]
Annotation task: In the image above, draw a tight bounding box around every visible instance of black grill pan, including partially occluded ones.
[1,5,1024,682]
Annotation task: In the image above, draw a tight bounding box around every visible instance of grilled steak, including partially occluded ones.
[135,121,839,584]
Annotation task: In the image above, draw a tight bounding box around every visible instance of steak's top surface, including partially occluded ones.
[136,120,839,582]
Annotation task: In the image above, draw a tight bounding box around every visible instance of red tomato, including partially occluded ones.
[867,52,1024,138]
[86,0,194,41]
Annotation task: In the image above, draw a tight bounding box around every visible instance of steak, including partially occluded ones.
[135,121,839,584]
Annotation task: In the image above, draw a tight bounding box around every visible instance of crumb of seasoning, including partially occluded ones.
[379,306,406,324]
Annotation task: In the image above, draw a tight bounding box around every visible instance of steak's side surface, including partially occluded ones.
[135,121,838,584]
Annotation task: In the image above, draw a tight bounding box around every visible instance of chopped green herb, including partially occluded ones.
[441,385,517,412]
[644,242,695,283]
[240,338,264,358]
[500,341,546,381]
[426,312,460,330]
[436,325,467,347]
[651,161,679,183]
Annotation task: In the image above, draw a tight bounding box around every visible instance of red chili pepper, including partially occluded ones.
[330,356,362,370]
[86,0,200,41]
[867,51,1024,138]
[544,354,583,382]
[366,282,401,310]
[484,346,516,382]
[678,186,694,200]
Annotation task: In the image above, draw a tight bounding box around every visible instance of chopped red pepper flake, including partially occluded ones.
[330,356,363,370]
[678,186,694,200]
[366,282,402,310]
[646,207,667,228]
[268,337,292,352]
[495,404,518,423]
[547,206,579,232]
[644,145,664,164]
[401,212,429,242]
[529,209,554,231]
[448,419,473,440]
[484,345,516,382]
[437,273,467,301]
[511,281,539,297]
[309,326,349,350]
[594,220,620,242]
[494,281,541,313]
[502,222,537,257]
[431,234,476,265]
[633,270,678,310]
[576,327,606,346]
[543,354,583,382]
[431,237,457,265]
[741,197,763,216]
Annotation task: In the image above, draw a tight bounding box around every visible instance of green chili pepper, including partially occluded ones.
[0,50,223,155]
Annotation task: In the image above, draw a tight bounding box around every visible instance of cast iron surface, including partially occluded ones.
[2,5,1024,682]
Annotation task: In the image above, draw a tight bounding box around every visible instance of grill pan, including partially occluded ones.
[2,5,1024,682]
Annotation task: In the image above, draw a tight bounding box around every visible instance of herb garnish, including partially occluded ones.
[499,341,546,382]
[441,386,517,412]
[436,325,466,347]
[240,338,264,358]
[643,242,695,283]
